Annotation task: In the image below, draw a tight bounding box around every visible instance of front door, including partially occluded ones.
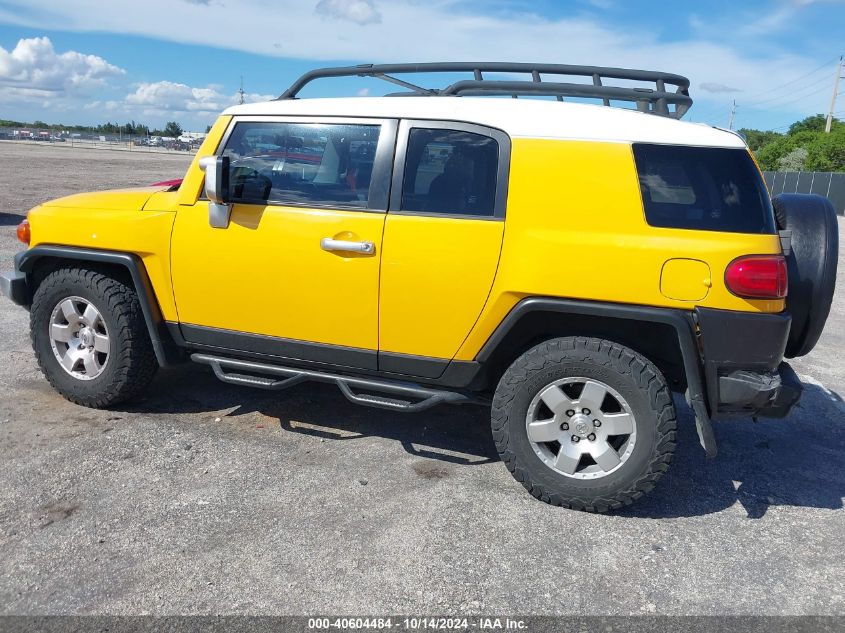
[171,116,397,369]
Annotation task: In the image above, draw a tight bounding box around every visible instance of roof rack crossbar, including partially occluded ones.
[277,62,693,118]
[373,73,436,95]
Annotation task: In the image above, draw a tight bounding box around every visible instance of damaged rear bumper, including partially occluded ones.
[697,307,802,419]
[717,362,803,418]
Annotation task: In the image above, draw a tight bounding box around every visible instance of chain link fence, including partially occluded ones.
[0,125,200,154]
[763,171,845,216]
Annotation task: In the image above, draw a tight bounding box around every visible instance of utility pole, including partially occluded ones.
[238,75,245,105]
[825,56,842,133]
[728,99,737,130]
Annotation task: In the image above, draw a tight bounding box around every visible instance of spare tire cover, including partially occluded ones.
[772,193,839,358]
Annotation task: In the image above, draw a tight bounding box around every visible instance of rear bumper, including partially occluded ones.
[696,307,802,418]
[717,362,802,418]
[0,270,28,307]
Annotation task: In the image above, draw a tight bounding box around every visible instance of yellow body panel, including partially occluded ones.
[454,139,784,360]
[40,187,163,210]
[28,188,179,321]
[378,214,503,359]
[177,115,232,208]
[170,202,385,350]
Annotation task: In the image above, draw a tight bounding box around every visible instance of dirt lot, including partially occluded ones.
[0,142,843,615]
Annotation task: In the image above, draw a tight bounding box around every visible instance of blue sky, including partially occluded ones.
[0,0,842,132]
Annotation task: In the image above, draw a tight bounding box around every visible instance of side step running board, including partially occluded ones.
[191,354,483,413]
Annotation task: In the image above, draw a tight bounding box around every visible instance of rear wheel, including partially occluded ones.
[31,267,157,408]
[491,337,676,512]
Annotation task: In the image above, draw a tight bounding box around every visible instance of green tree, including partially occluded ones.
[164,121,183,138]
[788,114,829,135]
[124,120,149,136]
[739,128,782,152]
[805,127,845,171]
[748,115,845,172]
[756,135,800,171]
[777,147,808,171]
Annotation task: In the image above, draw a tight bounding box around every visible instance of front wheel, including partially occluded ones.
[491,337,677,512]
[30,267,158,408]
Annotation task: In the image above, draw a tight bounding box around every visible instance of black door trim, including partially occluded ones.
[180,323,379,370]
[171,322,480,388]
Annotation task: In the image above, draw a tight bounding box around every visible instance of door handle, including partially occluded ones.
[320,238,376,254]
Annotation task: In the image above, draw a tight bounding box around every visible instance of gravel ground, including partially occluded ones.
[0,142,843,615]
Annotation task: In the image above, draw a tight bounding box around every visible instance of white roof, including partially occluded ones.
[224,97,746,149]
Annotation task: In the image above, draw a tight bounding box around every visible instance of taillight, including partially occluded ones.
[725,255,788,299]
[16,219,30,245]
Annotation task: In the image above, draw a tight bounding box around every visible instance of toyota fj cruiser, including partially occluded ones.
[1,63,839,512]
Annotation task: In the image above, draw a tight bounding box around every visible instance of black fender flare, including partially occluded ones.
[476,297,716,457]
[14,245,181,366]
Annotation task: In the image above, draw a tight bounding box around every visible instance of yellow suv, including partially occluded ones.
[2,63,839,512]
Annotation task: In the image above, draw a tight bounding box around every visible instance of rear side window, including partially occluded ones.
[633,144,776,234]
[400,128,499,217]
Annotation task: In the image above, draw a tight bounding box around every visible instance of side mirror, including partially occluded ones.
[199,155,232,228]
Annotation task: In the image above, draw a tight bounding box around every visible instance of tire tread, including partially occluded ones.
[30,266,157,408]
[491,336,677,513]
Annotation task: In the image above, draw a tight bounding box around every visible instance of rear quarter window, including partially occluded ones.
[632,144,776,234]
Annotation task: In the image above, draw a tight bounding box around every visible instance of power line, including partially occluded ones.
[690,101,734,122]
[733,87,827,130]
[739,55,840,101]
[742,72,832,108]
[690,57,839,125]
[759,83,832,110]
[764,122,796,132]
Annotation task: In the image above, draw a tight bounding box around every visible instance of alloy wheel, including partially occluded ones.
[525,377,637,480]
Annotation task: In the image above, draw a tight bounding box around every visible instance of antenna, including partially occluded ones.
[238,75,245,105]
[728,99,737,130]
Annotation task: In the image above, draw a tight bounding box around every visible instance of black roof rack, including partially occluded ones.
[277,62,693,119]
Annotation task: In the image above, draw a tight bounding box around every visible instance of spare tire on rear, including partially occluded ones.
[772,193,839,358]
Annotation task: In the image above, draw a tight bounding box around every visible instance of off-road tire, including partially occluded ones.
[491,336,676,512]
[772,193,839,358]
[30,267,157,407]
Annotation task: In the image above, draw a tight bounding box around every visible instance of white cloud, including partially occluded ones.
[315,0,381,25]
[0,0,818,109]
[0,1,836,127]
[704,0,845,38]
[0,36,123,95]
[124,80,274,115]
[700,82,741,93]
[126,81,223,112]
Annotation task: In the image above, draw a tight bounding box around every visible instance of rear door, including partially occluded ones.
[378,120,510,376]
